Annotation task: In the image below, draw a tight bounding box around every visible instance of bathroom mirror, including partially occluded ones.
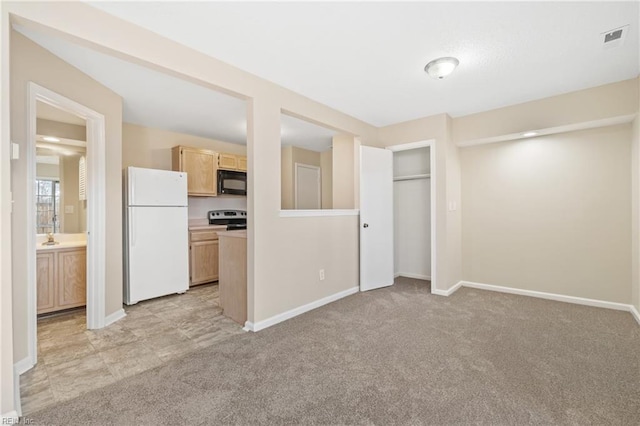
[35,101,87,234]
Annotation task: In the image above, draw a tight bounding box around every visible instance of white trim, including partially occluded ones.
[26,83,107,371]
[630,306,640,325]
[456,114,637,148]
[279,209,359,217]
[13,357,33,376]
[432,281,462,296]
[294,162,321,210]
[461,281,634,312]
[13,367,21,418]
[104,308,126,327]
[36,134,86,147]
[386,139,434,152]
[396,272,431,281]
[244,286,358,332]
[393,173,430,182]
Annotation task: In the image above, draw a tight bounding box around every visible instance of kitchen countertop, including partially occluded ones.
[216,230,247,239]
[37,241,87,251]
[188,224,228,231]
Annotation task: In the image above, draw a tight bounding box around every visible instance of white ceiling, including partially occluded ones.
[17,24,337,150]
[88,1,639,126]
[16,2,639,149]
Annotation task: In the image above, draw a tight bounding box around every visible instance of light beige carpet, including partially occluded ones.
[28,277,640,425]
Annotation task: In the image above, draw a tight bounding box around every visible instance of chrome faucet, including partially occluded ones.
[42,232,59,246]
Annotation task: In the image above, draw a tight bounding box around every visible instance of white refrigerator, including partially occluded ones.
[124,167,189,305]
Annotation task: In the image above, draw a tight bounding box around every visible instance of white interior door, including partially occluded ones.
[295,163,321,209]
[360,146,394,291]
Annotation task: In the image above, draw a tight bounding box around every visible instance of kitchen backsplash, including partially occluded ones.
[188,196,247,218]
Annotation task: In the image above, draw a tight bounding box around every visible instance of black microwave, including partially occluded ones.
[217,169,247,196]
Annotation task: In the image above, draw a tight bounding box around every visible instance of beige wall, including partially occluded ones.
[59,155,85,234]
[1,4,14,416]
[332,134,360,209]
[453,79,638,307]
[321,149,333,209]
[122,122,246,170]
[378,114,462,292]
[292,146,321,168]
[36,118,85,141]
[280,146,294,209]
[10,31,123,365]
[461,125,632,303]
[35,163,58,179]
[632,77,640,313]
[453,78,638,144]
[280,145,323,209]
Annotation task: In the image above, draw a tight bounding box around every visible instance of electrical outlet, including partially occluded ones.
[319,269,325,281]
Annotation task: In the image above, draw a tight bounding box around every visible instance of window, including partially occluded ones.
[35,179,60,234]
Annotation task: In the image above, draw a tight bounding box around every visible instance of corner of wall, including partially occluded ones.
[0,6,16,417]
[631,83,640,312]
[444,114,463,290]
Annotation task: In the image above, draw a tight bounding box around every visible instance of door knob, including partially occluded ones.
[363,223,369,228]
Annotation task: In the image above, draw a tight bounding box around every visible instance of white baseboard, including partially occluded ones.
[104,308,126,327]
[14,357,33,376]
[244,286,359,332]
[461,281,639,324]
[432,281,462,297]
[12,356,30,418]
[630,305,640,325]
[396,272,431,281]
[461,281,633,311]
[14,366,21,418]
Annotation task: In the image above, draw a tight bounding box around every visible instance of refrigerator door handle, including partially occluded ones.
[130,170,136,205]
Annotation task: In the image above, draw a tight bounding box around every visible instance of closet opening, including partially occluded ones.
[393,146,432,290]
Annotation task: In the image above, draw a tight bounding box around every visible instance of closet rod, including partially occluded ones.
[393,173,430,182]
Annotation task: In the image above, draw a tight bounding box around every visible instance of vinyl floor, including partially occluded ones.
[20,284,244,415]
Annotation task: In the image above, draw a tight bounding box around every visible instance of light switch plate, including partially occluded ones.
[65,205,74,214]
[11,142,19,160]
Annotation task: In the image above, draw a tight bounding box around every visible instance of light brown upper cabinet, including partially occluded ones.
[237,156,247,171]
[172,146,218,196]
[218,153,247,172]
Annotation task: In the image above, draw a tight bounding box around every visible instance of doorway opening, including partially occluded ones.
[26,83,107,369]
[35,100,88,320]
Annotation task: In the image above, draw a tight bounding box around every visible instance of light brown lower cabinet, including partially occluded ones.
[36,252,56,313]
[218,233,247,325]
[189,230,220,286]
[36,246,86,314]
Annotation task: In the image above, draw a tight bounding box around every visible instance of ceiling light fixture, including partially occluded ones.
[424,57,459,79]
[42,136,60,142]
[522,131,538,137]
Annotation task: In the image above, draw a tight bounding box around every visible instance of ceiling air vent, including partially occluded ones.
[602,25,628,49]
